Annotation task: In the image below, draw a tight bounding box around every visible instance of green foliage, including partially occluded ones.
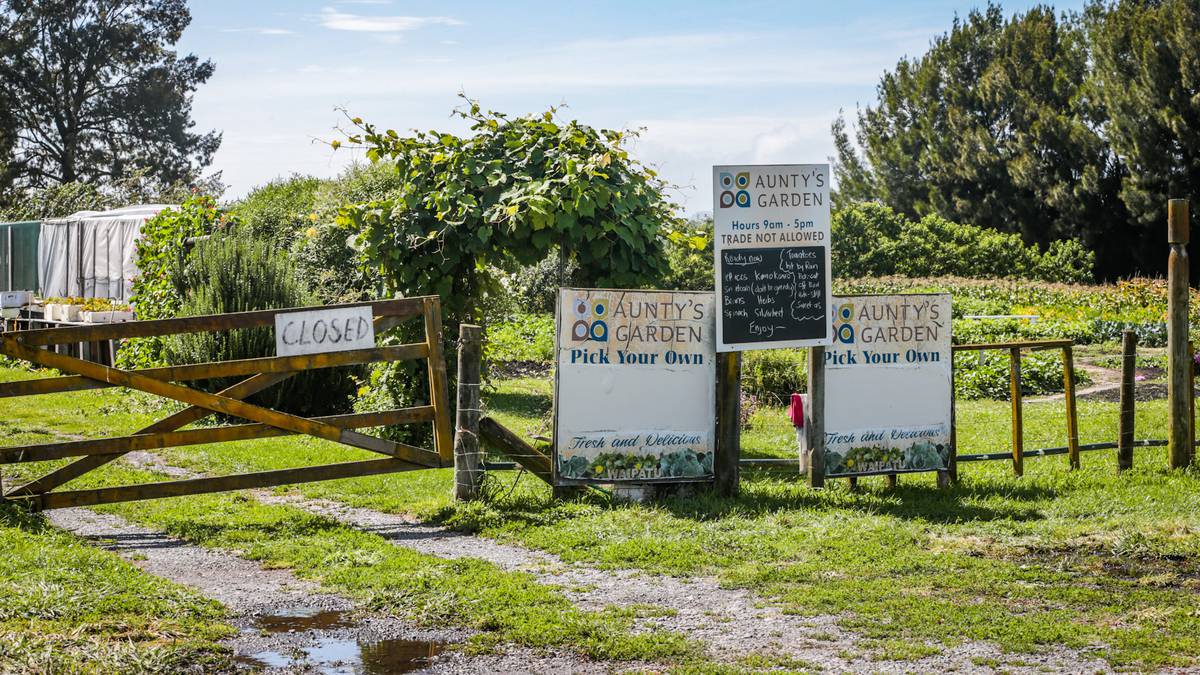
[293,163,405,305]
[338,98,681,324]
[0,0,219,190]
[741,349,807,405]
[164,234,357,416]
[833,201,1094,284]
[954,350,1090,400]
[486,313,555,364]
[505,248,582,314]
[661,218,714,291]
[1087,0,1200,248]
[230,174,322,248]
[832,4,1134,278]
[0,172,223,221]
[117,195,233,369]
[337,99,682,423]
[837,276,1188,347]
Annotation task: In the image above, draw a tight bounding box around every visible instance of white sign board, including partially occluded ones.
[822,294,952,477]
[554,289,716,484]
[713,163,832,352]
[275,305,375,357]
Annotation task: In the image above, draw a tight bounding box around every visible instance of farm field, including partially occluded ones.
[3,344,1200,672]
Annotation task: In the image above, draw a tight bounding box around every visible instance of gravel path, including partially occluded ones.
[259,492,1116,674]
[37,451,1119,672]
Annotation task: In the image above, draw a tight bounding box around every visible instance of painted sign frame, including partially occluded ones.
[820,293,953,478]
[552,288,717,485]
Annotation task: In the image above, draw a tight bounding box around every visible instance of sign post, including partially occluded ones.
[553,289,717,489]
[713,164,832,352]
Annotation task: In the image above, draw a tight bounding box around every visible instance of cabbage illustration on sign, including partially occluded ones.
[553,289,716,484]
[822,294,953,477]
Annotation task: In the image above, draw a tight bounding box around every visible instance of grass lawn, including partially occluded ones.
[5,363,1200,669]
[0,504,234,673]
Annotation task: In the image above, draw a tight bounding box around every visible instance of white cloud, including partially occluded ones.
[221,27,295,35]
[628,116,837,214]
[318,7,461,33]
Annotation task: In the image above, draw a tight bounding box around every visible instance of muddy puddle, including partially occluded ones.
[236,607,446,673]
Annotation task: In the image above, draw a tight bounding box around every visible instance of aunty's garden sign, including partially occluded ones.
[822,294,953,477]
[553,289,716,484]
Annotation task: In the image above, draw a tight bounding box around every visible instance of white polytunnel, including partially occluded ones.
[37,204,173,302]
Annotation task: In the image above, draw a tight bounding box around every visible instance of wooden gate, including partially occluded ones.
[0,297,452,511]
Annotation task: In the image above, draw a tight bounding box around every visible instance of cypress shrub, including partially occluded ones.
[164,234,359,417]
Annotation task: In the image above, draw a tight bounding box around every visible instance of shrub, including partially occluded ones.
[486,314,555,364]
[117,195,233,369]
[164,234,358,416]
[291,162,403,305]
[741,349,806,404]
[505,250,582,314]
[832,203,1095,282]
[230,175,322,248]
[661,219,714,291]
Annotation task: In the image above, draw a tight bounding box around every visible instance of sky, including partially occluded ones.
[179,0,1086,216]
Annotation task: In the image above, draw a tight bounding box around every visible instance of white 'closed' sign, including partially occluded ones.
[275,306,375,357]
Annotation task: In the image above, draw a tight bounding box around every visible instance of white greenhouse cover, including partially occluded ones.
[38,204,174,301]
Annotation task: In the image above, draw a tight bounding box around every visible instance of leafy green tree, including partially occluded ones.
[336,99,682,439]
[1087,0,1200,270]
[337,99,683,324]
[834,4,1128,277]
[0,0,219,189]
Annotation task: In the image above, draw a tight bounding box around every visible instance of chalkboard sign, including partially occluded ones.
[713,164,833,351]
[720,246,827,344]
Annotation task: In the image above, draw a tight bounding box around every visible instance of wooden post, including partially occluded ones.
[807,346,826,488]
[1168,199,1191,469]
[1062,345,1081,470]
[423,297,454,466]
[949,349,958,483]
[1117,330,1137,472]
[1191,341,1196,464]
[453,324,483,501]
[847,476,858,492]
[886,474,897,489]
[1009,347,1024,477]
[715,352,741,498]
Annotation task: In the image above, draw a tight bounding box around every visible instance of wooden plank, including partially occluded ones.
[479,416,553,484]
[16,459,425,511]
[807,346,826,488]
[7,372,295,497]
[715,352,741,497]
[0,343,428,398]
[953,339,1072,352]
[423,297,454,466]
[1063,345,1081,470]
[0,407,436,465]
[949,348,958,483]
[453,324,483,500]
[12,297,427,346]
[1009,346,1024,477]
[1,337,441,468]
[6,313,415,497]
